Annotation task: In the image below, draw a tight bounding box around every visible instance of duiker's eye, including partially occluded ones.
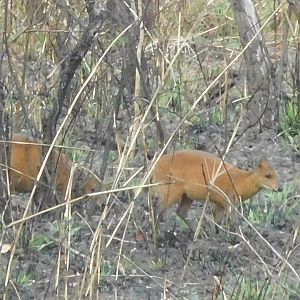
[265,173,273,179]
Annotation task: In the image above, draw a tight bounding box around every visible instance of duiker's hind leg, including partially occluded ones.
[212,204,226,234]
[150,193,166,236]
[176,194,194,232]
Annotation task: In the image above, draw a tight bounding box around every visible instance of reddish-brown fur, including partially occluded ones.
[151,150,279,228]
[9,134,98,195]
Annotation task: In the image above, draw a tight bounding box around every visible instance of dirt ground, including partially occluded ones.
[1,123,300,300]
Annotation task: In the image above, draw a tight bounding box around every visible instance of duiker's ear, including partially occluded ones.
[258,159,271,169]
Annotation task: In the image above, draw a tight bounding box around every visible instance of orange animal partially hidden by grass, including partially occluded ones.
[8,134,99,196]
[151,150,279,230]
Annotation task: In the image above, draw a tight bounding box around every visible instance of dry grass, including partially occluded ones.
[0,0,299,299]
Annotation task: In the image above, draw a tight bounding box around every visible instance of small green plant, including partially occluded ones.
[245,184,295,226]
[209,107,223,124]
[151,257,166,271]
[176,214,191,231]
[29,221,83,252]
[230,275,289,300]
[101,259,115,276]
[159,81,185,114]
[167,81,185,112]
[50,220,83,240]
[69,149,86,163]
[230,272,300,300]
[101,256,134,277]
[15,271,34,288]
[280,100,300,152]
[108,151,117,161]
[29,234,54,251]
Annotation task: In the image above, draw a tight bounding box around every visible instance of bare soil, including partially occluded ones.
[1,125,300,300]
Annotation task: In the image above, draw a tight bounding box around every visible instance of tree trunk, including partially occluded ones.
[0,77,9,207]
[230,0,280,129]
